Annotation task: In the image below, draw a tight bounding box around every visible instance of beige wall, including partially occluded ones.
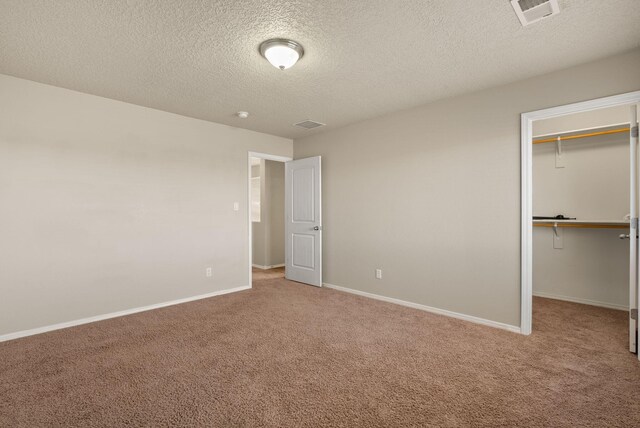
[252,160,267,266]
[533,109,629,309]
[0,74,292,336]
[533,228,629,309]
[533,127,629,221]
[266,161,285,266]
[534,105,630,137]
[252,160,285,268]
[294,49,640,328]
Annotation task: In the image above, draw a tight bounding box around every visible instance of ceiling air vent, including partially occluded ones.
[294,120,325,130]
[511,0,559,26]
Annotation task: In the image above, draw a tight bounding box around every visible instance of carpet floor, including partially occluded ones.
[1,273,639,427]
[252,266,285,281]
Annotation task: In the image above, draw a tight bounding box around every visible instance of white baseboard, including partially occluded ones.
[533,291,628,311]
[252,263,285,270]
[0,285,252,343]
[323,283,521,334]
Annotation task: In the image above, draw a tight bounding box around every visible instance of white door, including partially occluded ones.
[285,156,322,287]
[630,105,639,356]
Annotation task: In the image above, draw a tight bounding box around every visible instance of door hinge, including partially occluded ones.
[631,218,638,230]
[632,126,639,138]
[631,308,638,321]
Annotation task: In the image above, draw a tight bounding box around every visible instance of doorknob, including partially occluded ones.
[313,226,321,231]
[619,234,630,239]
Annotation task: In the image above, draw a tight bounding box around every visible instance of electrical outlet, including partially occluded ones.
[233,202,239,211]
[206,267,213,277]
[375,269,382,279]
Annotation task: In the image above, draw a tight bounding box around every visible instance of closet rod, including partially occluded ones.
[533,127,630,145]
[533,222,629,229]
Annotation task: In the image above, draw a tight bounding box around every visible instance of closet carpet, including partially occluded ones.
[1,274,639,427]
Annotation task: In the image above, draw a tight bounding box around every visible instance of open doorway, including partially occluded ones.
[248,153,290,284]
[247,152,323,288]
[521,91,640,361]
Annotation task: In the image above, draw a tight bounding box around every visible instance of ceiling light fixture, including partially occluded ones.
[259,38,304,70]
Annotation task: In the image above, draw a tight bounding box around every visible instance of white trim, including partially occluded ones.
[521,111,533,335]
[0,285,251,343]
[324,283,521,334]
[247,151,292,288]
[523,91,640,122]
[533,291,628,311]
[247,152,292,163]
[629,105,639,355]
[252,263,285,270]
[521,90,640,336]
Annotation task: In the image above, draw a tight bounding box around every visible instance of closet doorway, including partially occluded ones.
[248,152,291,285]
[521,91,640,360]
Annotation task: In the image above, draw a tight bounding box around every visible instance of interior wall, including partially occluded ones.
[534,105,631,137]
[252,160,267,267]
[0,74,292,337]
[266,161,285,267]
[533,228,629,309]
[532,109,630,310]
[533,130,629,221]
[251,159,285,268]
[293,48,640,328]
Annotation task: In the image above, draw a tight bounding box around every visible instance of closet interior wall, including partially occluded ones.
[251,159,285,269]
[532,106,630,310]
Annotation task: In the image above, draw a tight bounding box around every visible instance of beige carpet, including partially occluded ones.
[252,266,285,281]
[1,273,639,427]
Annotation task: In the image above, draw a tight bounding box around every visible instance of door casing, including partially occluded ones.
[520,91,640,341]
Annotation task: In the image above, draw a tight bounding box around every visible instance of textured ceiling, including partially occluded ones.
[1,1,639,139]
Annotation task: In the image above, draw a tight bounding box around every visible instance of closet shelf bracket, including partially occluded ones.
[555,136,565,168]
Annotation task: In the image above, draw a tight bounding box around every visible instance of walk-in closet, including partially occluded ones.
[532,104,638,353]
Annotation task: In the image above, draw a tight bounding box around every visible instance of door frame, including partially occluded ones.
[520,90,640,335]
[247,152,292,287]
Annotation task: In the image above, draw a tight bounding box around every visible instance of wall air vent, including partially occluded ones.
[294,120,325,130]
[511,0,560,26]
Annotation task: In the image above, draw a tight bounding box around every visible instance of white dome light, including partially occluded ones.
[259,39,304,70]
